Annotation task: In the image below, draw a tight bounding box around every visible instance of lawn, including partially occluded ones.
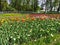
[0,13,29,19]
[0,13,60,45]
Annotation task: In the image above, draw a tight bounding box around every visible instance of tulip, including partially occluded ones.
[1,19,5,23]
[22,18,26,22]
[40,17,45,20]
[26,15,29,19]
[31,17,35,20]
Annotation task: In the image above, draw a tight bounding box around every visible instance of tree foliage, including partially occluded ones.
[44,0,60,13]
[10,0,39,11]
[0,0,60,13]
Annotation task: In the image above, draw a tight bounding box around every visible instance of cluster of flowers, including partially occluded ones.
[0,16,60,45]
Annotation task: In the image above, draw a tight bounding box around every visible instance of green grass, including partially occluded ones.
[0,13,29,16]
[0,13,29,19]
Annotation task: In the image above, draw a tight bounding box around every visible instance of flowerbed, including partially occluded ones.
[0,16,60,45]
[30,14,60,19]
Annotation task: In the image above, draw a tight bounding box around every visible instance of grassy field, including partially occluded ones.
[0,13,29,19]
[0,13,60,45]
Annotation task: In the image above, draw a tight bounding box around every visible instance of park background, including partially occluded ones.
[0,0,60,13]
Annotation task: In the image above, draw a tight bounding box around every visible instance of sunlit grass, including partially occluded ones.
[0,13,29,19]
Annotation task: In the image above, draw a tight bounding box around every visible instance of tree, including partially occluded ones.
[49,0,53,11]
[10,0,39,12]
[34,0,38,11]
[45,0,50,12]
[44,0,59,13]
[1,0,7,11]
[0,0,2,11]
[0,0,9,11]
[57,0,60,12]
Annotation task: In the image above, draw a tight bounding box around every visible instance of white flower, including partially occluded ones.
[17,36,20,39]
[27,34,30,37]
[30,29,32,32]
[13,38,16,41]
[40,34,42,37]
[14,32,17,34]
[10,36,13,38]
[51,34,54,37]
[34,39,37,41]
[47,31,49,33]
[54,39,56,41]
[45,36,47,38]
[10,25,12,26]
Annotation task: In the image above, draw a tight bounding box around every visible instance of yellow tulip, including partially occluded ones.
[1,19,5,23]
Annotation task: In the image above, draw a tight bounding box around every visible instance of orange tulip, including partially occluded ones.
[15,17,20,21]
[50,18,55,20]
[22,18,26,22]
[31,17,35,20]
[40,16,47,20]
[40,17,45,20]
[26,16,29,19]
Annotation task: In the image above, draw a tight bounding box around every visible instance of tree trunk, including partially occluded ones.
[0,0,2,11]
[57,1,60,12]
[50,0,53,12]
